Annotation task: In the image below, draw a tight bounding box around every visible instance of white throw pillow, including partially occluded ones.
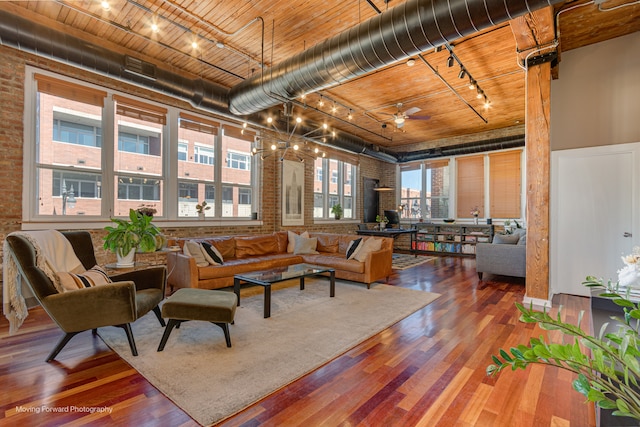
[184,241,209,267]
[293,235,319,255]
[287,230,309,253]
[354,238,383,262]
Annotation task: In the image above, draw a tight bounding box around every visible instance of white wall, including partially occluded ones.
[551,31,640,151]
[550,31,640,297]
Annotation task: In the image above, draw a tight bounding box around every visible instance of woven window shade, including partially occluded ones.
[424,159,449,169]
[34,73,106,107]
[179,113,219,135]
[113,94,167,125]
[489,150,521,218]
[456,155,484,218]
[324,148,359,165]
[223,125,256,142]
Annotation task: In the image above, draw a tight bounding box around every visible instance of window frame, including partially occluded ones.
[23,67,260,226]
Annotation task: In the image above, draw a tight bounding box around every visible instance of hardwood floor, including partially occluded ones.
[0,256,596,426]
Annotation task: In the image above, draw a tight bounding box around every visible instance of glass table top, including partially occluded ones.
[234,263,333,284]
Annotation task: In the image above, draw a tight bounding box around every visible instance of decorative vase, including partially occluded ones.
[379,222,386,230]
[474,216,478,224]
[116,248,136,268]
[198,212,205,220]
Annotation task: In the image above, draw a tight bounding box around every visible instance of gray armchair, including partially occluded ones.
[6,231,166,362]
[476,230,526,280]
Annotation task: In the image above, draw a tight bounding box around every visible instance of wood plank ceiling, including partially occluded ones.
[1,0,639,157]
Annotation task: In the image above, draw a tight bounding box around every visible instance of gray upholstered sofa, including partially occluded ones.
[476,229,526,280]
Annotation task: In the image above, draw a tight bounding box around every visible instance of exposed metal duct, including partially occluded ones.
[0,9,229,113]
[395,135,525,163]
[0,9,399,162]
[229,0,562,115]
[0,1,554,162]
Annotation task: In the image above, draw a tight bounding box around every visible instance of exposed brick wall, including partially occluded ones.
[0,45,395,290]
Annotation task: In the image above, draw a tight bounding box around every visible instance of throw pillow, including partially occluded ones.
[184,240,210,267]
[517,233,527,245]
[493,234,520,245]
[354,238,383,262]
[293,235,319,255]
[346,238,364,260]
[287,230,309,253]
[202,241,224,265]
[56,265,112,292]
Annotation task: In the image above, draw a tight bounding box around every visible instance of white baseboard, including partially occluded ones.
[522,295,552,309]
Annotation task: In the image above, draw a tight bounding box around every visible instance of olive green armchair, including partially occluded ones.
[6,231,166,362]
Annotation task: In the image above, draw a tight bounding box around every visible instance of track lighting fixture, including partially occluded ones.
[318,95,325,107]
[447,55,454,67]
[101,1,110,11]
[444,44,490,108]
[347,109,353,121]
[406,58,416,67]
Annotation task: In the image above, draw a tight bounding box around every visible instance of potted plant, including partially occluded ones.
[376,214,389,230]
[196,200,210,220]
[103,209,161,267]
[487,249,640,423]
[331,204,343,220]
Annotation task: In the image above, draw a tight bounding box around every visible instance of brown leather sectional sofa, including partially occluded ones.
[166,232,393,291]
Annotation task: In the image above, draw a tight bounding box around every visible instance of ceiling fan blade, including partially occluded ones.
[403,107,421,116]
[407,115,431,121]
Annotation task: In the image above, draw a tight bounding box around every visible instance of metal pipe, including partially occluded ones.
[229,0,563,115]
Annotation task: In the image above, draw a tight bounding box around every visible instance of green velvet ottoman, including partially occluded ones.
[157,288,237,351]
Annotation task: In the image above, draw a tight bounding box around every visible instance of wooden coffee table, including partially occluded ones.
[233,263,335,318]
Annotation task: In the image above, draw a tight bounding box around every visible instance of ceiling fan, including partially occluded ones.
[383,103,431,129]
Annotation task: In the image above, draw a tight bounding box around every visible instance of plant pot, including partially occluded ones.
[198,212,205,220]
[116,248,136,268]
[379,222,386,230]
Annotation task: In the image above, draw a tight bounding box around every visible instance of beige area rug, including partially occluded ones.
[392,253,435,270]
[98,279,440,426]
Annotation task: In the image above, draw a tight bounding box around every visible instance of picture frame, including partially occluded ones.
[282,160,304,226]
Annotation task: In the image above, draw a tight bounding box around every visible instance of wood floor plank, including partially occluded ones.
[0,256,595,426]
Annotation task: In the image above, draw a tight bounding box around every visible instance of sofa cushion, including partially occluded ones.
[346,238,364,260]
[56,265,112,292]
[205,236,237,260]
[235,235,280,258]
[293,235,319,255]
[198,254,303,280]
[517,233,527,245]
[302,254,365,274]
[202,242,224,265]
[274,231,288,253]
[314,234,340,253]
[354,238,383,262]
[493,234,520,245]
[287,231,309,253]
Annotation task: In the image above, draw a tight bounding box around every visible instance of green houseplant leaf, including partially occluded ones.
[103,208,161,256]
[487,277,640,421]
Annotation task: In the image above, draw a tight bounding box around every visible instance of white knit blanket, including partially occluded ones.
[3,230,83,334]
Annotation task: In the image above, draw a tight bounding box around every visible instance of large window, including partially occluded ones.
[27,70,258,222]
[34,73,107,216]
[314,156,357,219]
[400,160,450,221]
[400,150,522,222]
[220,125,255,218]
[177,113,218,218]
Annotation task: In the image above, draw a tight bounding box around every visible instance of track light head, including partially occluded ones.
[447,55,454,67]
[458,67,466,79]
